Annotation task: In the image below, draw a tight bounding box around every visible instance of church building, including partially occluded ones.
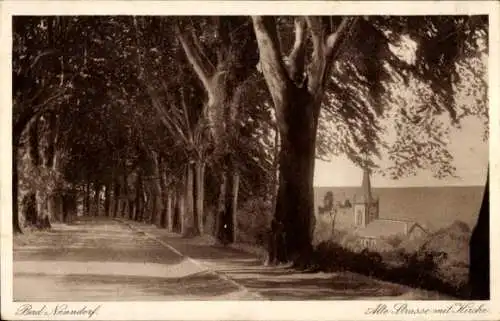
[351,167,427,249]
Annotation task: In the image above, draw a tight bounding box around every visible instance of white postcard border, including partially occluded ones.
[1,1,499,320]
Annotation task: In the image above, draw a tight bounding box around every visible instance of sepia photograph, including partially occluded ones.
[1,1,499,320]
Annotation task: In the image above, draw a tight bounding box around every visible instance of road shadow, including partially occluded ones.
[14,271,243,301]
[232,272,407,300]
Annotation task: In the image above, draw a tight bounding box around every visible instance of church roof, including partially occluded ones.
[354,219,426,239]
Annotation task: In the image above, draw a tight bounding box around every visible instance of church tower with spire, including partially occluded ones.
[353,167,379,228]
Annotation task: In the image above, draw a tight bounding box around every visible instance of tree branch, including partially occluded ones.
[305,16,357,95]
[144,82,190,146]
[179,87,194,144]
[304,16,327,95]
[286,17,307,84]
[252,16,291,111]
[304,16,325,60]
[325,17,357,60]
[175,23,215,91]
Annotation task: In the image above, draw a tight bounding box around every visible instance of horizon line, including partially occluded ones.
[313,184,486,188]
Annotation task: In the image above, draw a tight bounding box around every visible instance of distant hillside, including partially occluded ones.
[314,186,485,232]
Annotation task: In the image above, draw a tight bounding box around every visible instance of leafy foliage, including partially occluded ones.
[13,15,488,227]
[316,15,488,179]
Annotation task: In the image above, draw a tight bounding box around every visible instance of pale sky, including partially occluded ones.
[313,116,489,187]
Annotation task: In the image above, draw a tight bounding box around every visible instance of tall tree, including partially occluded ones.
[252,15,488,265]
[252,16,357,264]
[175,17,259,242]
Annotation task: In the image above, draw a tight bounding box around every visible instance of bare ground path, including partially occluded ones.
[13,217,452,301]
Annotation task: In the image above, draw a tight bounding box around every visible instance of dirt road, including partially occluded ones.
[13,217,451,301]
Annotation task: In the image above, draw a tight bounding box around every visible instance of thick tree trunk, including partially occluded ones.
[136,175,144,221]
[172,191,178,232]
[104,184,111,217]
[36,191,51,229]
[469,170,489,299]
[160,206,167,228]
[47,193,60,222]
[151,154,164,226]
[128,199,135,220]
[150,193,158,225]
[144,187,153,222]
[213,160,239,245]
[61,194,68,223]
[230,171,240,243]
[112,180,119,217]
[159,181,168,229]
[158,161,167,228]
[12,144,23,233]
[194,160,205,234]
[151,185,163,226]
[184,163,198,237]
[272,92,318,265]
[133,192,139,221]
[24,192,38,226]
[252,15,353,266]
[57,194,64,222]
[271,130,280,206]
[215,167,239,244]
[166,190,173,231]
[121,199,128,218]
[136,196,143,221]
[62,192,77,223]
[84,182,90,216]
[94,185,100,217]
[215,172,228,242]
[177,182,186,235]
[121,173,129,218]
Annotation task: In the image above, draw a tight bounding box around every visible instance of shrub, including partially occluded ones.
[237,197,273,246]
[384,235,403,248]
[311,240,468,298]
[311,241,385,276]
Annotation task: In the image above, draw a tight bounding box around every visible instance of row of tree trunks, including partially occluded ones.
[141,160,207,238]
[107,156,213,241]
[175,21,244,244]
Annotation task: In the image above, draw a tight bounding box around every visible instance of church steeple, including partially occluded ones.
[361,167,372,203]
[354,162,379,228]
